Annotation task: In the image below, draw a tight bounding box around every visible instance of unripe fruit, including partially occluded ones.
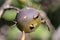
[2,9,17,21]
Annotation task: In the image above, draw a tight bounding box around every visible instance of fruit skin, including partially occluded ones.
[17,7,41,33]
[2,9,17,21]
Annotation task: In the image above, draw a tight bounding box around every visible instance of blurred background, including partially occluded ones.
[0,0,60,40]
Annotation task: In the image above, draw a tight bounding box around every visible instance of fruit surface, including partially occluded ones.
[2,9,17,21]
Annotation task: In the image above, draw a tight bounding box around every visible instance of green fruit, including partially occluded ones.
[2,9,17,21]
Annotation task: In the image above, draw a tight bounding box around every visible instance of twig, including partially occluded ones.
[39,10,55,33]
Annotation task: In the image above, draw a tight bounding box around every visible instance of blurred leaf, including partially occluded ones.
[49,4,59,13]
[29,24,51,40]
[0,0,5,7]
[11,0,42,9]
[6,25,21,40]
[11,0,25,8]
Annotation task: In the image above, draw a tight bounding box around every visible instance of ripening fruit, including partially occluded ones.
[17,7,41,33]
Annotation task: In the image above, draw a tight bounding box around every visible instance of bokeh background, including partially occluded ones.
[0,0,60,40]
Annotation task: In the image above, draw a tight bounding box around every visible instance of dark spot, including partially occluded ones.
[32,38,41,40]
[30,27,34,30]
[35,15,39,19]
[43,21,46,24]
[48,27,50,31]
[33,14,39,20]
[41,18,44,20]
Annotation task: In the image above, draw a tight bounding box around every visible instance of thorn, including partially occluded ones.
[21,31,25,40]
